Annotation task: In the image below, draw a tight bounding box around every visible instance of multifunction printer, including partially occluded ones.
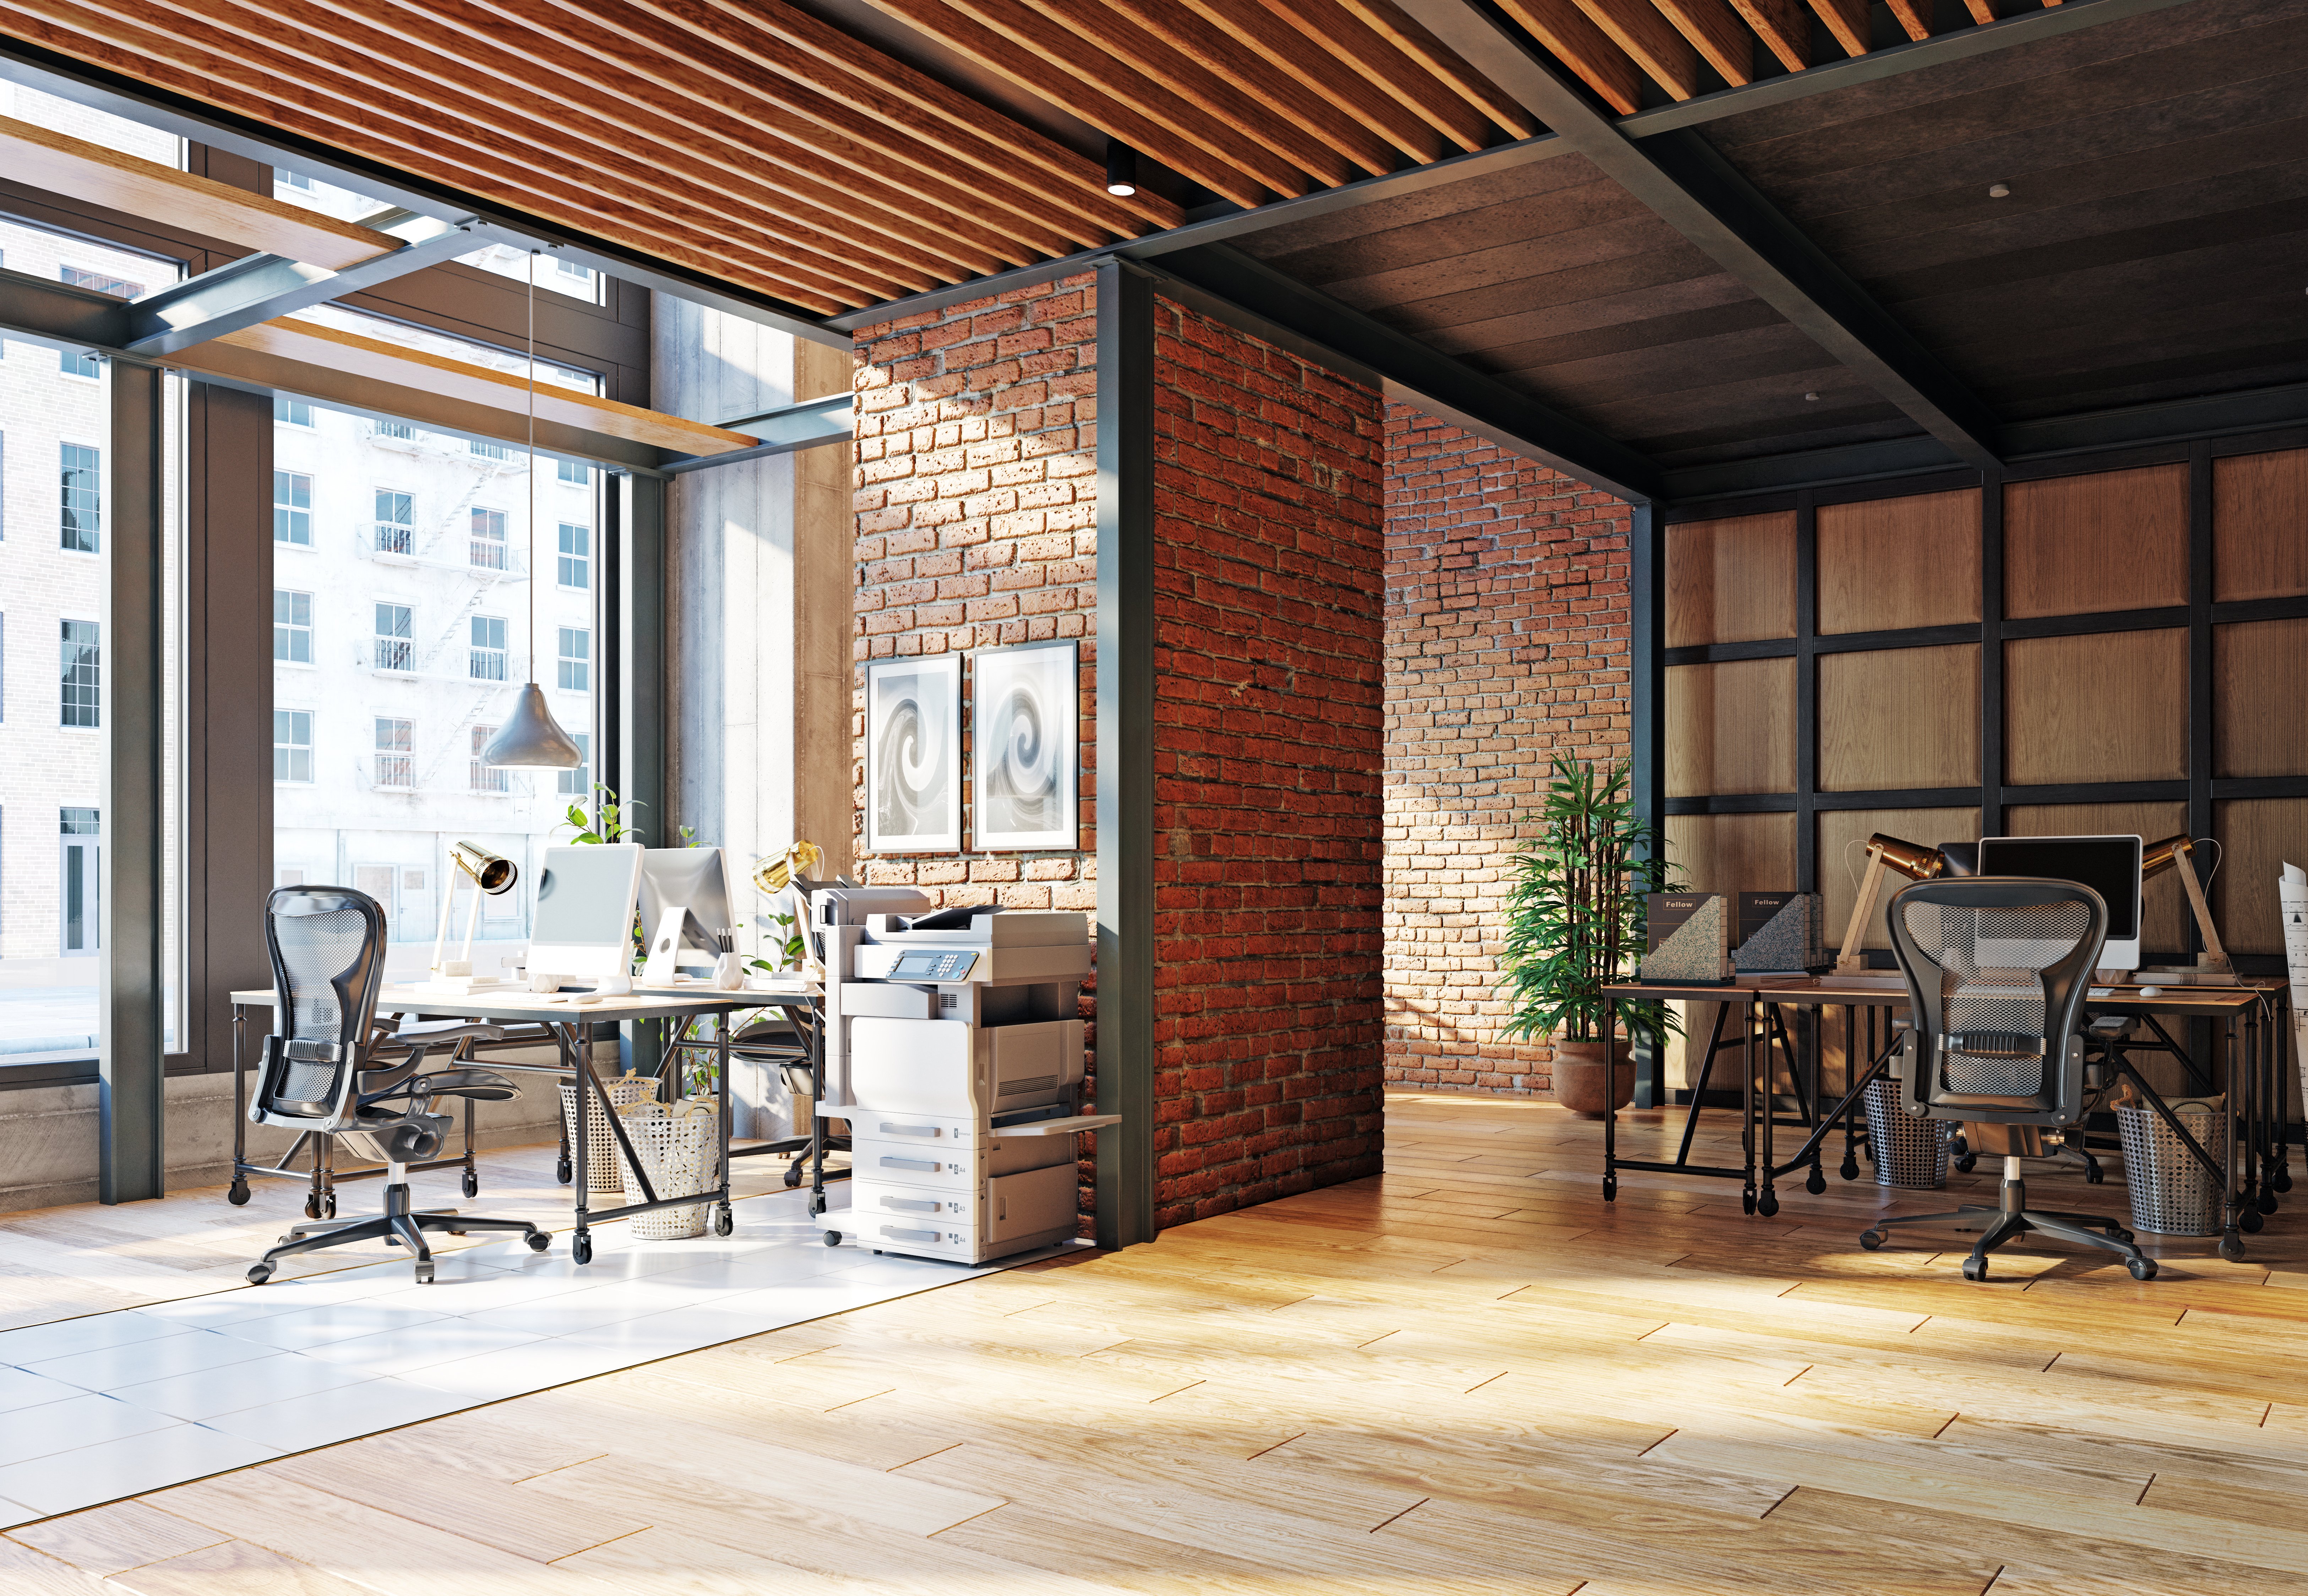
[809,889,1115,1264]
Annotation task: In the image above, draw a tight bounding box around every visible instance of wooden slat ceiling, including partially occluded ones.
[0,0,2018,319]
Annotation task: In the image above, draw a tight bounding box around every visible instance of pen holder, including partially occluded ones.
[712,951,746,991]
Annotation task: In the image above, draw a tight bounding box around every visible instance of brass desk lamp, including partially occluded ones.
[429,840,519,985]
[1832,833,1945,975]
[2139,832,2233,981]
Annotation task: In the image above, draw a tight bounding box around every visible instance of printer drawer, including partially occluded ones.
[850,1163,1080,1248]
[851,1129,1071,1191]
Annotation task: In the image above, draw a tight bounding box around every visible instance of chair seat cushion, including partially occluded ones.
[416,1068,521,1102]
[387,1015,508,1044]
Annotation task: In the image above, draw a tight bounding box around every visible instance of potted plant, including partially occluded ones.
[1498,756,1678,1117]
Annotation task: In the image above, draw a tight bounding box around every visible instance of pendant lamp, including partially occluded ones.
[485,250,583,771]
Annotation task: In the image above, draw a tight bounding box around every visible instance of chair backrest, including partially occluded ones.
[260,886,388,1121]
[1887,876,2107,1126]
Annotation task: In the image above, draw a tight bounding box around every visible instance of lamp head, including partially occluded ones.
[1869,833,1945,882]
[450,840,518,895]
[752,839,825,897]
[2140,832,2194,881]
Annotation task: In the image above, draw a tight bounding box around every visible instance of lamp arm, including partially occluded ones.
[461,878,486,967]
[431,871,458,975]
[2170,847,2231,970]
[1835,846,1889,975]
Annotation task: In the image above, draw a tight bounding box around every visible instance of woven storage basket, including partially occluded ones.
[2117,1100,2223,1237]
[560,1073,657,1193]
[618,1099,720,1240]
[1862,1075,1950,1189]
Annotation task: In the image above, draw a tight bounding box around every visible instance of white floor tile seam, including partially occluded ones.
[0,1184,1083,1531]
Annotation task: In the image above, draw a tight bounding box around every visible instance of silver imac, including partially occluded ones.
[1976,834,2144,971]
[638,847,736,973]
[528,843,644,983]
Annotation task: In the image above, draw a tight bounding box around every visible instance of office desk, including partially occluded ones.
[632,978,839,1214]
[1600,978,2287,1261]
[230,985,754,1264]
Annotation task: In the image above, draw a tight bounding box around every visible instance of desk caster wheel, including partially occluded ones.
[2127,1257,2157,1280]
[2241,1206,2264,1234]
[462,1169,480,1199]
[2259,1189,2280,1215]
[714,1205,734,1237]
[809,1194,826,1217]
[414,1262,435,1284]
[784,1165,803,1188]
[322,1193,336,1219]
[556,1158,573,1186]
[1758,1190,1780,1218]
[1742,1189,1757,1214]
[572,1233,593,1265]
[228,1179,250,1206]
[1602,1177,1617,1202]
[246,1263,274,1285]
[824,1230,841,1247]
[1954,1153,1977,1175]
[526,1231,551,1253]
[1859,1230,1884,1251]
[1805,1167,1826,1195]
[2085,1162,2105,1185]
[2220,1233,2247,1262]
[303,1195,321,1220]
[1961,1256,1988,1281]
[2278,1167,2295,1194]
[1839,1159,1859,1182]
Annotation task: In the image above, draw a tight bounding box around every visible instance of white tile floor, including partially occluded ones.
[0,1185,1069,1527]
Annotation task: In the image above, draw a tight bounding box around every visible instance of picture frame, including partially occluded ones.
[971,639,1078,851]
[864,654,962,854]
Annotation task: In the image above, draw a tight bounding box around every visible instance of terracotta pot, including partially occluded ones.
[1551,1037,1634,1118]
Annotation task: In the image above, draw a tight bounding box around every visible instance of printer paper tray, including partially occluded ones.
[996,1113,1122,1137]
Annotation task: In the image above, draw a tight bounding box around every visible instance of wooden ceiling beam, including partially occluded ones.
[1651,0,1758,86]
[1802,0,1869,60]
[1020,0,1358,186]
[855,0,1275,208]
[0,5,848,310]
[1492,0,1644,116]
[1170,0,1444,164]
[1262,0,1492,152]
[691,0,1177,233]
[1883,0,1936,42]
[92,0,918,301]
[1335,0,1540,138]
[1725,0,1809,73]
[1564,0,1702,99]
[1099,0,1403,177]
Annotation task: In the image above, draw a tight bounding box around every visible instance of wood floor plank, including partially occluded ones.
[4,1500,228,1576]
[103,1537,379,1596]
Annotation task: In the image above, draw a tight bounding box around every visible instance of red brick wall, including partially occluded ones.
[1384,403,1633,1097]
[1151,299,1387,1226]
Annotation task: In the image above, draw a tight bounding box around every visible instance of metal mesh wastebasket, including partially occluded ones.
[1863,1075,1949,1188]
[2116,1102,2223,1236]
[560,1073,657,1194]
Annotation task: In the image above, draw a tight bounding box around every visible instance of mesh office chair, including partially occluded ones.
[247,887,551,1284]
[1858,877,2157,1281]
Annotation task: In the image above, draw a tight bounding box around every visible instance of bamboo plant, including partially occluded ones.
[1498,755,1678,1050]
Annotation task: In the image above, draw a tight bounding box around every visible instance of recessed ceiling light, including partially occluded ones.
[1105,140,1138,198]
[1988,183,2011,198]
[1803,392,1820,402]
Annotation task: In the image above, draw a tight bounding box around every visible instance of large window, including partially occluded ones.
[557,521,590,589]
[374,602,414,671]
[557,627,590,693]
[60,620,99,727]
[274,590,313,663]
[60,443,100,551]
[374,718,414,788]
[470,506,507,570]
[375,489,413,555]
[274,710,312,783]
[273,470,312,545]
[470,615,507,680]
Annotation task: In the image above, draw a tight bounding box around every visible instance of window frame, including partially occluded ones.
[272,708,313,783]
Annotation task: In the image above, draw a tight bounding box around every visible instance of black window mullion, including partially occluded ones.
[1981,466,2005,838]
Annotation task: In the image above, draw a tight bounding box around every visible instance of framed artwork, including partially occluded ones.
[972,639,1078,850]
[864,654,962,853]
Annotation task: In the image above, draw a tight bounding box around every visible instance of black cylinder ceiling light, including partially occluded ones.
[1104,140,1138,197]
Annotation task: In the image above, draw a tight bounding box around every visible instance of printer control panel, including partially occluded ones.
[888,949,979,982]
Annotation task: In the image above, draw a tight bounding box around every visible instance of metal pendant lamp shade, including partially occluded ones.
[484,682,582,769]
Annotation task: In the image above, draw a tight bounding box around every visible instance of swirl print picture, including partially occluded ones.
[865,654,961,853]
[972,640,1077,850]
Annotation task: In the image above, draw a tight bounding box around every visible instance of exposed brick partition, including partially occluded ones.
[1384,403,1633,1097]
[1151,299,1387,1226]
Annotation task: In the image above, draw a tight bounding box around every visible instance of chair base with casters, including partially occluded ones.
[1860,1154,2156,1281]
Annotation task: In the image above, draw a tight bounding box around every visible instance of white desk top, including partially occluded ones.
[227,982,801,1024]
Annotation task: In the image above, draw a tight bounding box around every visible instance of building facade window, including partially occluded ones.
[374,718,414,788]
[559,732,592,797]
[61,443,100,552]
[374,603,413,671]
[470,506,507,570]
[274,395,314,426]
[60,620,99,728]
[59,268,141,377]
[273,469,312,546]
[470,439,510,460]
[274,709,313,783]
[557,522,590,589]
[557,458,589,485]
[274,590,313,663]
[470,725,509,792]
[375,489,414,555]
[60,807,100,957]
[557,627,590,693]
[470,614,507,680]
[275,169,314,191]
[375,419,412,440]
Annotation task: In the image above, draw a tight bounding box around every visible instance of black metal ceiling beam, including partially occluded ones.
[1397,0,2003,475]
[1148,245,1661,503]
[663,391,856,473]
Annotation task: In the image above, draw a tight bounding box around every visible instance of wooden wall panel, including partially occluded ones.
[2004,630,2188,786]
[1665,658,1796,797]
[2212,448,2308,602]
[2005,464,2188,619]
[1818,807,1980,952]
[1818,644,1979,791]
[2215,617,2308,778]
[1816,489,1981,634]
[1663,812,1798,895]
[2212,799,2308,957]
[1665,511,1796,646]
[2002,801,2190,956]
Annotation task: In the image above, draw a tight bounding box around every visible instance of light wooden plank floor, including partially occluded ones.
[11,1089,2308,1595]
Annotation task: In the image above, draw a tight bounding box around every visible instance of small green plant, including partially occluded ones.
[745,906,806,975]
[1497,755,1680,1049]
[560,783,645,845]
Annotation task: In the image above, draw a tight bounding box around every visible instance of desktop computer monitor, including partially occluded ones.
[637,847,735,973]
[1975,834,2143,970]
[528,843,644,983]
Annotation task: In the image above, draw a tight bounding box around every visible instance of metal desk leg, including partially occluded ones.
[1839,1006,1862,1182]
[1603,994,1618,1203]
[229,1003,251,1205]
[2256,1005,2284,1210]
[715,1010,734,1236]
[1739,997,1757,1214]
[563,1023,594,1264]
[2273,1000,2295,1194]
[1756,997,1779,1217]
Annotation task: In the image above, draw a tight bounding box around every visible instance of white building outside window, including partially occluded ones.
[557,627,590,693]
[274,470,312,546]
[374,718,414,788]
[375,489,414,555]
[557,522,589,589]
[471,506,507,570]
[274,591,312,663]
[274,710,312,783]
[470,615,507,680]
[374,603,413,671]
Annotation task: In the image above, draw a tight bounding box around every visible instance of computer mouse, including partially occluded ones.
[2137,986,2162,998]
